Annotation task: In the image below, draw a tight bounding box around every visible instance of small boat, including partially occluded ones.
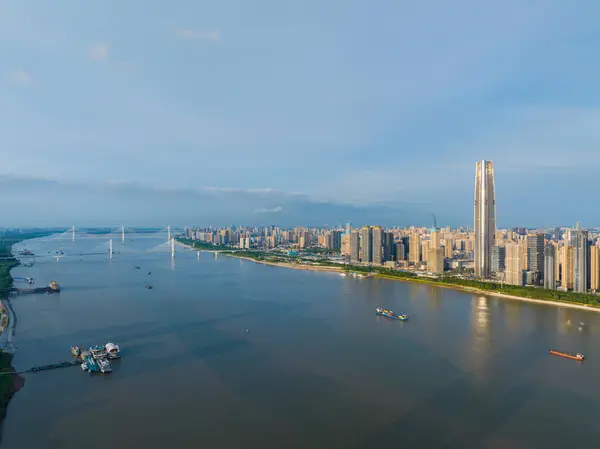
[97,358,112,373]
[105,342,120,359]
[376,307,408,321]
[550,350,584,361]
[145,284,153,289]
[89,345,108,360]
[134,266,141,269]
[339,273,347,277]
[71,346,81,357]
[148,271,151,275]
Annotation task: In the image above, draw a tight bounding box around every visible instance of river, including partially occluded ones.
[2,232,600,449]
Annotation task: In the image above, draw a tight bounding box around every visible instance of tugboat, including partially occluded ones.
[550,349,585,361]
[48,281,60,292]
[376,307,408,321]
[71,346,82,357]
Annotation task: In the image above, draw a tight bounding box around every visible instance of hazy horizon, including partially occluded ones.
[1,1,599,228]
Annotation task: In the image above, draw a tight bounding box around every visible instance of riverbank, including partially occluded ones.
[0,231,54,422]
[178,240,600,313]
[229,254,345,273]
[224,251,600,313]
[375,274,600,313]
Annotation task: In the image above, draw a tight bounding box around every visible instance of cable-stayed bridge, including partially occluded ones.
[50,225,184,241]
[30,225,193,261]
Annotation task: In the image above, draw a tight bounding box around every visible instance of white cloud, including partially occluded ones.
[254,206,283,213]
[175,28,221,42]
[9,68,32,85]
[88,44,108,61]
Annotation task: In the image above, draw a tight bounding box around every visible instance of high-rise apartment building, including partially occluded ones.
[341,233,350,258]
[409,234,421,264]
[371,226,384,264]
[505,242,524,286]
[350,230,360,263]
[421,241,430,263]
[443,236,454,259]
[360,226,372,263]
[430,230,440,249]
[491,245,505,274]
[591,245,600,292]
[428,248,444,274]
[299,231,311,248]
[527,233,545,285]
[395,243,406,261]
[544,245,556,290]
[571,223,588,293]
[474,160,496,278]
[383,232,395,261]
[562,246,574,290]
[329,230,342,251]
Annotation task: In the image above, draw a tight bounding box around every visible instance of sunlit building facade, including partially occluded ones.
[474,160,496,278]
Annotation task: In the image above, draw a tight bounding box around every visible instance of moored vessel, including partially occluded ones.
[376,307,408,321]
[550,349,584,361]
[81,355,100,373]
[71,346,81,357]
[97,358,112,373]
[105,342,120,359]
[89,345,108,360]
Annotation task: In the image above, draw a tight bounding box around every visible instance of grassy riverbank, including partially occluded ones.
[180,240,600,311]
[0,230,54,420]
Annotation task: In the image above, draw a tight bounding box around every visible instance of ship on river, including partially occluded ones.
[550,349,585,361]
[376,307,408,321]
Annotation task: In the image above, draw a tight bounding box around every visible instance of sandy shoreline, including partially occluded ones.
[219,251,600,314]
[228,254,346,273]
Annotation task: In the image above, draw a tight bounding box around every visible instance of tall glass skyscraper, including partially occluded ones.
[571,222,588,293]
[474,160,496,278]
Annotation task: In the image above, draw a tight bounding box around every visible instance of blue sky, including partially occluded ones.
[1,0,599,228]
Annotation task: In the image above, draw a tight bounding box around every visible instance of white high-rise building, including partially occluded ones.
[474,160,496,278]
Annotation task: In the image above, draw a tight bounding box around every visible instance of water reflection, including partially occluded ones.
[504,300,521,331]
[557,309,570,335]
[363,278,381,300]
[427,287,440,311]
[469,296,491,381]
[408,283,420,302]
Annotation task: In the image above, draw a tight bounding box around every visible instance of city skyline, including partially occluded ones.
[2,1,600,227]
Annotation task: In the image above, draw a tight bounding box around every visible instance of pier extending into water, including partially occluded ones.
[0,360,81,376]
[8,286,59,296]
